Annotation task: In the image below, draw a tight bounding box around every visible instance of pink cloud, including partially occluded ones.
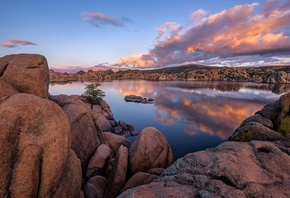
[81,11,133,27]
[0,39,37,48]
[119,1,290,68]
[190,9,207,21]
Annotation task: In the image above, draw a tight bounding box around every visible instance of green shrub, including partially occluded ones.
[83,83,105,106]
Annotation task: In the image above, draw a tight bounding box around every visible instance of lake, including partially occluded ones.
[49,80,289,160]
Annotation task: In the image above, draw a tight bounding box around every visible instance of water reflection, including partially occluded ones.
[49,80,287,159]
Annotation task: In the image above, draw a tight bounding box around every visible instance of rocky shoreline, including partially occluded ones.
[1,54,290,198]
[50,64,290,84]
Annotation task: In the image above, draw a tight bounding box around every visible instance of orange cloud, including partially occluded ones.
[118,1,290,68]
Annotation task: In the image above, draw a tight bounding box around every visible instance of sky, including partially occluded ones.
[1,0,290,72]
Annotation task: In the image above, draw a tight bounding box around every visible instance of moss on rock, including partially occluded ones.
[278,116,290,136]
[234,130,253,142]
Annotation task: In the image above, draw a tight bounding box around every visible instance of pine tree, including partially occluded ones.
[83,83,105,106]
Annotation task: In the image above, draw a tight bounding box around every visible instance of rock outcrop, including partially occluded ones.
[50,64,290,84]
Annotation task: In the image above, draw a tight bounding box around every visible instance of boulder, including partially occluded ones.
[0,58,8,76]
[99,99,113,118]
[83,176,107,198]
[86,144,113,178]
[129,127,174,174]
[229,121,284,142]
[0,93,71,197]
[91,104,113,131]
[103,132,130,155]
[105,145,128,198]
[120,141,290,197]
[53,150,82,198]
[124,95,154,104]
[0,79,18,102]
[53,94,102,173]
[121,172,158,193]
[0,54,49,98]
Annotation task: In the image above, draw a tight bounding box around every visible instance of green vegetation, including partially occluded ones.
[234,130,253,142]
[83,83,105,106]
[278,116,290,136]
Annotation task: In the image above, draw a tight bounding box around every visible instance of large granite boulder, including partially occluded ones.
[53,150,82,198]
[0,93,71,197]
[0,54,49,98]
[129,127,174,174]
[103,132,131,155]
[119,140,290,197]
[86,144,113,178]
[105,145,129,198]
[51,94,102,173]
[0,79,18,102]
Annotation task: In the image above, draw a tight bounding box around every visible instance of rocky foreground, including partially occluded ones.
[1,54,290,198]
[50,64,290,83]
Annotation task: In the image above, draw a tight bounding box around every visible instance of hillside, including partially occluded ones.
[50,64,290,83]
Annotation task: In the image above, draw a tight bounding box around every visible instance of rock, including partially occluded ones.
[118,181,199,198]
[1,54,49,98]
[274,92,290,129]
[53,150,82,198]
[0,58,8,76]
[120,141,290,197]
[0,79,18,102]
[121,172,158,193]
[99,99,113,118]
[105,145,128,198]
[129,127,174,174]
[93,112,112,132]
[240,114,273,129]
[118,120,128,129]
[229,121,284,142]
[86,144,113,178]
[256,100,282,122]
[124,95,154,104]
[103,132,130,155]
[0,93,71,197]
[147,168,165,175]
[125,95,142,102]
[113,126,124,135]
[127,124,139,136]
[53,94,101,174]
[83,176,107,198]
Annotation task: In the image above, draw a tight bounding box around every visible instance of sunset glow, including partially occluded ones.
[0,0,289,71]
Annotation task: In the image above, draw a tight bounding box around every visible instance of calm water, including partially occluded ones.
[49,80,289,160]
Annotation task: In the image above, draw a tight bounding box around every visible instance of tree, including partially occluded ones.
[83,83,105,106]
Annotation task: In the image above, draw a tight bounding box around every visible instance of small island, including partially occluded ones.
[124,95,154,104]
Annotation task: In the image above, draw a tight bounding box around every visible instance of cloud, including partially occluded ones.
[118,0,290,68]
[81,11,133,27]
[0,39,37,48]
[190,9,207,21]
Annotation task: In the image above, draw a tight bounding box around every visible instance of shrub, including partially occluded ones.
[83,83,105,106]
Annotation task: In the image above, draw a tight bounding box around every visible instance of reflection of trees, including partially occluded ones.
[173,81,290,94]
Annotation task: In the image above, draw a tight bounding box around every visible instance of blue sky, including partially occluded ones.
[0,0,290,71]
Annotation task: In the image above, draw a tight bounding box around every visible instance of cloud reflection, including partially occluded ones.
[118,81,283,139]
